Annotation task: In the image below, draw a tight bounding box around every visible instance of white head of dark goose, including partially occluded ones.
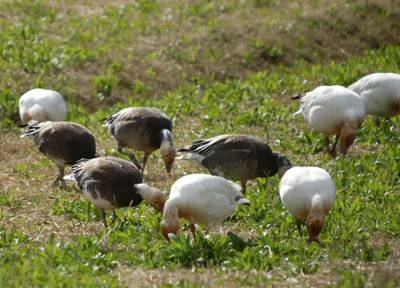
[348,72,400,124]
[64,156,165,227]
[19,88,68,124]
[20,121,97,187]
[104,107,176,175]
[279,166,336,243]
[160,173,250,241]
[177,134,292,192]
[293,85,365,157]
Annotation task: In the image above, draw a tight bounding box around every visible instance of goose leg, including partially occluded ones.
[324,137,330,153]
[111,210,117,224]
[189,224,196,241]
[295,219,303,237]
[53,165,66,188]
[308,237,322,246]
[328,135,339,158]
[129,153,142,170]
[141,152,150,173]
[240,180,247,194]
[101,209,108,228]
[375,116,381,127]
[117,146,142,170]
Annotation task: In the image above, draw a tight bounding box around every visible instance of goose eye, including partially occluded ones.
[234,195,241,201]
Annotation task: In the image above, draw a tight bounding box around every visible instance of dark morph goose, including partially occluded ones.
[20,121,97,187]
[177,134,292,192]
[65,156,165,227]
[104,107,176,175]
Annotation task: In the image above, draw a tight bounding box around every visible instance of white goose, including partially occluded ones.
[348,72,400,123]
[19,88,68,124]
[279,167,336,243]
[160,174,250,241]
[293,85,365,157]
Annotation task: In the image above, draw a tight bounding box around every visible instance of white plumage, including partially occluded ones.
[19,88,67,124]
[348,72,400,118]
[294,85,365,156]
[279,167,336,242]
[160,174,250,241]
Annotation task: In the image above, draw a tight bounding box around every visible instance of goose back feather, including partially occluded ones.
[348,72,400,117]
[105,107,172,152]
[19,88,67,124]
[21,121,97,166]
[178,135,288,184]
[161,174,250,240]
[69,157,143,209]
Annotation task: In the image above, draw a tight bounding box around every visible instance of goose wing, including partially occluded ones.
[69,157,143,207]
[178,134,244,158]
[105,107,171,130]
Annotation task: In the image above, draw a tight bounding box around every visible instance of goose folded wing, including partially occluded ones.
[179,135,233,157]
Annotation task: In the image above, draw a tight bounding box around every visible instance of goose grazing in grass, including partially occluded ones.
[160,173,250,242]
[20,121,97,187]
[64,156,165,227]
[19,88,67,124]
[293,85,365,157]
[348,72,400,124]
[279,166,336,243]
[104,107,176,175]
[177,134,292,192]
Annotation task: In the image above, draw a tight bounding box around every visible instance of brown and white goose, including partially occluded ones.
[64,156,165,227]
[177,134,292,192]
[20,121,97,187]
[104,107,176,175]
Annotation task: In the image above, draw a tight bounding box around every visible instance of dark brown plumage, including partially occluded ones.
[104,107,176,174]
[20,121,97,186]
[178,134,291,192]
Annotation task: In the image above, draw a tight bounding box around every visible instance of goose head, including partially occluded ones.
[160,201,180,242]
[160,129,176,175]
[275,154,292,177]
[24,104,47,123]
[135,183,165,212]
[306,195,325,242]
[339,121,358,155]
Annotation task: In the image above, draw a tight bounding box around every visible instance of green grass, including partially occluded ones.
[1,0,400,287]
[1,45,400,286]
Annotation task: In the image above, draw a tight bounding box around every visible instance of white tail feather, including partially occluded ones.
[292,108,302,117]
[237,198,250,205]
[176,152,205,162]
[63,174,75,181]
